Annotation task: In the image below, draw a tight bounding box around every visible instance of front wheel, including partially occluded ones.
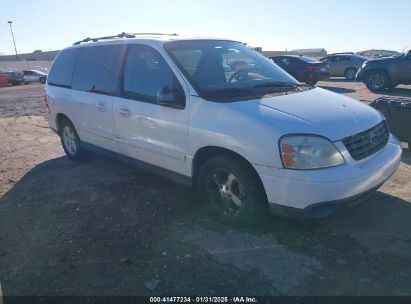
[59,119,84,160]
[365,71,389,92]
[198,154,267,226]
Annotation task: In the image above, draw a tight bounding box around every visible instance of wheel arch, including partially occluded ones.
[344,66,358,74]
[191,146,264,192]
[55,113,74,133]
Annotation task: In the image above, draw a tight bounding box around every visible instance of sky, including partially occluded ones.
[0,0,410,55]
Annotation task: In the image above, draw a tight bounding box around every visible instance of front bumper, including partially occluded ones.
[255,134,402,218]
[355,68,366,82]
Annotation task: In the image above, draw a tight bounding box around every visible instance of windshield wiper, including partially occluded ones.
[253,81,301,88]
[206,87,254,95]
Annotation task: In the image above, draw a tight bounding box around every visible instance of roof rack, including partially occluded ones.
[73,32,178,45]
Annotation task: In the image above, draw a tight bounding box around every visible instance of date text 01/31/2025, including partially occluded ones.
[149,296,258,303]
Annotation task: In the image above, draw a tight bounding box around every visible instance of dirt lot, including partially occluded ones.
[0,81,411,296]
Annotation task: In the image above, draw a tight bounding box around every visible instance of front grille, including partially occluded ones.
[342,120,389,161]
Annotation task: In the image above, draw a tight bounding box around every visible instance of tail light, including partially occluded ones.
[44,94,50,113]
[305,65,319,71]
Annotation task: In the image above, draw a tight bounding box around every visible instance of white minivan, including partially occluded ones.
[45,33,402,225]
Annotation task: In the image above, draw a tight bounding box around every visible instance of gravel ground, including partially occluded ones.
[0,84,46,118]
[0,81,410,296]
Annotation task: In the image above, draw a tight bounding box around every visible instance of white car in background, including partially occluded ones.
[45,34,402,225]
[23,69,47,84]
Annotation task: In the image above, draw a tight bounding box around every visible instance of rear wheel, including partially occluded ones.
[344,68,357,80]
[40,77,46,84]
[59,119,84,160]
[198,154,267,226]
[365,71,389,92]
[305,75,318,85]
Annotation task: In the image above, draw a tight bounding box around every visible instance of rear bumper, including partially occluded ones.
[304,71,330,82]
[255,134,402,218]
[316,73,330,81]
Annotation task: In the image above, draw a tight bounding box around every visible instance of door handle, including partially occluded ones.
[96,102,107,112]
[118,107,131,116]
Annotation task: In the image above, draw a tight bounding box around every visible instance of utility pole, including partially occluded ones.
[7,21,19,61]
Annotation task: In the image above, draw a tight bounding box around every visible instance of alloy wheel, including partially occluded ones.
[346,69,356,80]
[205,169,246,218]
[368,73,385,90]
[62,125,77,156]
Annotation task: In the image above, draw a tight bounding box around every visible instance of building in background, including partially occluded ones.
[262,48,327,58]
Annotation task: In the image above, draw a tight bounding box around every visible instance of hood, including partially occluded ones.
[229,87,383,141]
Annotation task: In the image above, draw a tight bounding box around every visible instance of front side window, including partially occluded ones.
[165,40,300,102]
[123,45,184,105]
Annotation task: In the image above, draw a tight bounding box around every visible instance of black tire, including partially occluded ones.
[365,70,389,92]
[344,68,357,80]
[40,77,46,84]
[304,74,318,85]
[408,140,411,151]
[198,154,267,226]
[305,79,318,85]
[59,119,84,161]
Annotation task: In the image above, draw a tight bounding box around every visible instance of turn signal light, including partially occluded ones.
[281,144,295,167]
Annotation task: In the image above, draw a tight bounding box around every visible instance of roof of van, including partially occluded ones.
[70,33,239,48]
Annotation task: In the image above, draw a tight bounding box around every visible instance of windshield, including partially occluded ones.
[299,56,320,63]
[164,40,301,101]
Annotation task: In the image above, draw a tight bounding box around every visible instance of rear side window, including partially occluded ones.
[72,45,124,95]
[123,45,184,105]
[336,56,351,62]
[48,49,78,87]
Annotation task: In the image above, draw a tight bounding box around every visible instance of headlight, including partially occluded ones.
[279,135,344,169]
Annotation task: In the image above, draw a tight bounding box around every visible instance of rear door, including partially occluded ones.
[332,56,346,76]
[397,52,411,83]
[24,71,36,83]
[113,44,190,175]
[324,56,338,75]
[70,44,126,152]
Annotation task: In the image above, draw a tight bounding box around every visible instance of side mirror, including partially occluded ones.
[157,86,185,109]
